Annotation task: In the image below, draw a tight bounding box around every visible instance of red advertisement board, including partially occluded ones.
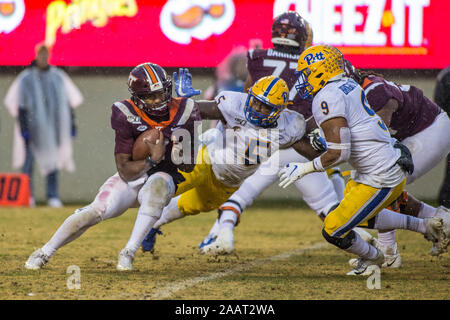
[0,0,448,68]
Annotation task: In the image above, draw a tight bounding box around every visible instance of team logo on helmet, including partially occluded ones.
[295,45,345,100]
[128,63,173,117]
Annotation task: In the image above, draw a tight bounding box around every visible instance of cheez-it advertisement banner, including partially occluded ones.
[0,0,448,68]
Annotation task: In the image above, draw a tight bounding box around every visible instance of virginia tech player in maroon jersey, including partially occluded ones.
[113,62,201,182]
[24,62,201,271]
[245,11,313,118]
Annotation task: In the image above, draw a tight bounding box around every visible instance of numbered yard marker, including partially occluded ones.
[0,173,31,207]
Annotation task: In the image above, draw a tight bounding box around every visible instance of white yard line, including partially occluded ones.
[149,242,329,300]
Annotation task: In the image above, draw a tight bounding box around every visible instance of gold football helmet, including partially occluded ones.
[245,76,289,127]
[295,45,345,99]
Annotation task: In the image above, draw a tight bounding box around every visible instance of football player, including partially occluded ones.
[24,62,202,270]
[117,73,324,271]
[183,11,363,256]
[343,60,450,262]
[279,45,448,275]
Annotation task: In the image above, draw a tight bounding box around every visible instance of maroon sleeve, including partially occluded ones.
[365,77,403,112]
[111,105,134,155]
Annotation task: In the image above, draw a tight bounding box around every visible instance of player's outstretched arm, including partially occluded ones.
[290,136,322,160]
[279,117,350,189]
[197,100,226,122]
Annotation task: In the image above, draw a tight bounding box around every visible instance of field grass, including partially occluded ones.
[0,204,449,300]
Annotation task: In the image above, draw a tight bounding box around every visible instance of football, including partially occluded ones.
[132,128,161,160]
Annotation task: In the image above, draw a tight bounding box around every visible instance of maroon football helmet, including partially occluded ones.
[128,62,172,117]
[272,11,308,51]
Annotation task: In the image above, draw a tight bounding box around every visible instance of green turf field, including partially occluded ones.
[0,205,448,300]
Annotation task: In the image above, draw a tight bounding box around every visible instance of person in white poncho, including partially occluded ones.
[4,44,83,207]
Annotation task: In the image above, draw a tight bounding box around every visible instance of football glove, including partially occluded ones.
[174,68,201,98]
[393,141,414,175]
[141,228,163,253]
[307,128,327,152]
[279,162,313,189]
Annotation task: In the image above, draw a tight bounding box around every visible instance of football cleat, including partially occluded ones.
[199,228,234,256]
[117,248,135,271]
[430,207,450,256]
[423,217,447,256]
[347,249,384,276]
[380,243,402,268]
[24,248,50,270]
[141,228,162,253]
[198,233,218,251]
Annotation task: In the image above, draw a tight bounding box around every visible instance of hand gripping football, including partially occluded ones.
[132,128,161,160]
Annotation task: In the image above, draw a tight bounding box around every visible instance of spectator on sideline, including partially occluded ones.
[4,43,83,207]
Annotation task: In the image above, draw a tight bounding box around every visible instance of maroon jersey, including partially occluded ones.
[247,48,312,118]
[363,76,441,141]
[111,97,201,174]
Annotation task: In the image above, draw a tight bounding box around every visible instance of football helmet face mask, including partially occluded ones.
[128,62,172,117]
[343,59,356,78]
[245,76,289,128]
[272,11,308,50]
[295,45,345,100]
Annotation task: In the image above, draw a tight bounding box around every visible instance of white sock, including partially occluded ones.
[41,207,101,257]
[377,230,396,250]
[153,196,183,229]
[417,202,437,219]
[207,219,221,236]
[375,209,426,234]
[218,199,242,231]
[125,214,158,254]
[219,210,238,231]
[345,232,378,260]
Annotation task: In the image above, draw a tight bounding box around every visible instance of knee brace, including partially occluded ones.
[322,228,356,250]
[138,172,176,217]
